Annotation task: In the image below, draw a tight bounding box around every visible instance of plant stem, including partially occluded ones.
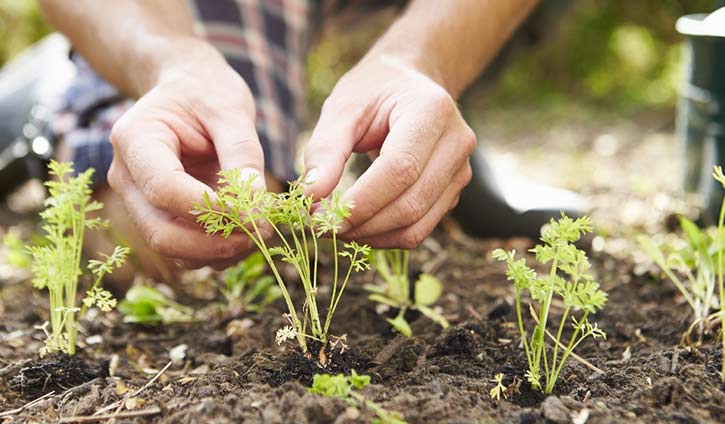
[324,249,358,335]
[718,195,725,383]
[547,311,589,393]
[549,305,571,385]
[533,257,558,384]
[514,287,532,366]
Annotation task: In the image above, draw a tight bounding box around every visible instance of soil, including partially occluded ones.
[2,112,725,423]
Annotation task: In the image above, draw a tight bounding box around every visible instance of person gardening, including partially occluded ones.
[4,0,581,280]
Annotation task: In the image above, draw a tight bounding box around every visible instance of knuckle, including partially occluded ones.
[402,195,426,223]
[461,126,477,156]
[428,88,455,117]
[107,162,121,191]
[450,194,461,210]
[461,162,473,187]
[215,238,244,260]
[394,151,422,186]
[148,229,173,257]
[400,227,427,249]
[109,118,130,147]
[143,175,167,210]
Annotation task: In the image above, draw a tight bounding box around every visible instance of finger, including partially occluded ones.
[342,158,472,239]
[302,97,372,199]
[345,170,468,249]
[110,111,214,221]
[206,112,266,191]
[338,97,456,233]
[179,256,245,271]
[108,159,258,262]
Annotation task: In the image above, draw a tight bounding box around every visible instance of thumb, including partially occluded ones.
[208,113,266,191]
[303,102,365,199]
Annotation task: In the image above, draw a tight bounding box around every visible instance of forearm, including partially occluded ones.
[38,0,219,98]
[367,0,538,98]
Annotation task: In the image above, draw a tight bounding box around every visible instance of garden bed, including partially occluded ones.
[2,228,724,423]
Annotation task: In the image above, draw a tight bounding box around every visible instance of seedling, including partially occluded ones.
[715,166,725,384]
[489,373,507,402]
[27,161,129,356]
[219,252,281,312]
[2,229,31,269]
[309,370,406,424]
[638,216,723,342]
[193,170,370,363]
[492,214,607,393]
[118,285,195,324]
[365,249,448,336]
[640,167,725,382]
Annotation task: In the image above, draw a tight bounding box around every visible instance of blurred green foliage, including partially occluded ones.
[491,0,718,112]
[307,0,720,117]
[0,0,50,66]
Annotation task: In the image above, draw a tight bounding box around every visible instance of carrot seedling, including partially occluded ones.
[309,370,406,424]
[219,252,281,312]
[492,214,607,393]
[365,249,448,336]
[118,285,195,324]
[193,170,370,363]
[28,161,129,356]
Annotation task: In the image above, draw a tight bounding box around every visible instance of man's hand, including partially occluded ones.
[303,55,475,248]
[302,0,537,249]
[107,43,266,268]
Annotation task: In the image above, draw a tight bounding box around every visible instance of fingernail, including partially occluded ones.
[240,168,264,189]
[240,167,260,181]
[302,168,319,186]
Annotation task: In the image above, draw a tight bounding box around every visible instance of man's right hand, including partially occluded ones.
[107,42,266,269]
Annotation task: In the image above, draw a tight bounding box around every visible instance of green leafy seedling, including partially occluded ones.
[220,252,282,312]
[2,229,31,269]
[309,370,406,424]
[492,214,607,393]
[638,216,723,344]
[639,166,725,383]
[28,161,129,356]
[366,249,448,336]
[193,171,370,363]
[118,285,194,324]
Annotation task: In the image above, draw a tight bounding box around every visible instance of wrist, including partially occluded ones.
[363,46,449,92]
[131,36,225,96]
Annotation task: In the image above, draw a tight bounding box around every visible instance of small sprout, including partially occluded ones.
[220,252,282,312]
[118,285,194,324]
[492,213,607,393]
[366,249,449,336]
[275,325,297,346]
[309,370,406,424]
[2,229,31,269]
[489,373,507,402]
[27,161,128,356]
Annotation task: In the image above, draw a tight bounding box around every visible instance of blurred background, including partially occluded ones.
[0,0,722,241]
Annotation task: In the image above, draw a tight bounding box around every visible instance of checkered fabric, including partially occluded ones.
[51,0,319,186]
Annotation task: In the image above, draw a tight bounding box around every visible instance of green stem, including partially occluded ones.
[244,217,306,352]
[717,194,725,383]
[549,305,571,384]
[324,249,357,335]
[514,287,533,366]
[533,257,558,380]
[547,311,589,393]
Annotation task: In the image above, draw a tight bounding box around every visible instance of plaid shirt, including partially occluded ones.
[52,0,320,185]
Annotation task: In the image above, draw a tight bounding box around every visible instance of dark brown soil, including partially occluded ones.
[9,354,108,399]
[0,106,721,423]
[2,228,725,423]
